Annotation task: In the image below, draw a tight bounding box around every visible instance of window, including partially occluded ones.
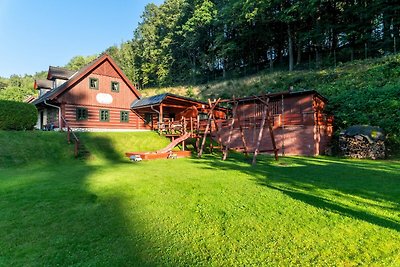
[120,111,129,122]
[199,113,208,120]
[100,109,109,122]
[144,113,152,125]
[89,78,99,89]
[111,81,120,92]
[76,108,88,121]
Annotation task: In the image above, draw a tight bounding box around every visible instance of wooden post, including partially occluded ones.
[223,101,239,160]
[267,113,279,161]
[159,103,163,131]
[198,98,221,158]
[236,105,248,156]
[74,141,79,158]
[198,113,213,157]
[252,99,268,165]
[67,127,71,144]
[190,117,193,136]
[253,96,279,163]
[195,138,200,153]
[213,118,223,151]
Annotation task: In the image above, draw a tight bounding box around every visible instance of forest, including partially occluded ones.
[2,0,400,91]
[126,0,400,87]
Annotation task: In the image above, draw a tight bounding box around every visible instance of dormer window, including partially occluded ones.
[111,81,119,92]
[89,78,99,89]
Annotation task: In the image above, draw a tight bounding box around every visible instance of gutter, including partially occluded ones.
[150,105,161,130]
[44,100,62,131]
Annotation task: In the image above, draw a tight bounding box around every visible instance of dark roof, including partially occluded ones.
[131,93,208,109]
[47,66,76,80]
[24,95,36,103]
[34,79,53,90]
[131,93,168,108]
[33,54,141,106]
[224,89,328,103]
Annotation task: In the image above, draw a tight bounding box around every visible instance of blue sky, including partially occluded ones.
[0,0,163,77]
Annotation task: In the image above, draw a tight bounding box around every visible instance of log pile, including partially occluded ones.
[339,125,385,160]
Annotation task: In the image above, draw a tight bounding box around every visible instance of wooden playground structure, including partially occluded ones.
[127,94,280,164]
[127,90,333,163]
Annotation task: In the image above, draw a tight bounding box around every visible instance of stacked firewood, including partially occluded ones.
[339,135,385,159]
[339,125,386,160]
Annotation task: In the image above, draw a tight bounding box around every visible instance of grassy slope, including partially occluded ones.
[142,54,400,154]
[0,131,399,266]
[0,131,171,167]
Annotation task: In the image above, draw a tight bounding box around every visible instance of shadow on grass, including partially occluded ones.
[0,133,194,266]
[194,152,400,232]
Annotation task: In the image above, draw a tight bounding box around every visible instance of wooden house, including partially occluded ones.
[32,54,224,132]
[217,90,333,156]
[32,54,150,131]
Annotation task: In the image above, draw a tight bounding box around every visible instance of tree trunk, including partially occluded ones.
[268,47,274,71]
[288,25,294,71]
[315,48,320,69]
[296,41,302,66]
[350,45,354,61]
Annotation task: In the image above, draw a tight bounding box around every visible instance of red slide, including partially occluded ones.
[157,132,191,153]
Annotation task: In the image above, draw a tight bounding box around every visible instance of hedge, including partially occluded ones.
[0,100,38,130]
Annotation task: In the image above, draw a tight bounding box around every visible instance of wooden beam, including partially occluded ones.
[222,101,239,160]
[252,97,269,165]
[235,105,248,157]
[253,96,279,163]
[159,103,196,109]
[198,98,221,158]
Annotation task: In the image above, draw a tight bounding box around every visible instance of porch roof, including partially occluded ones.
[130,93,208,109]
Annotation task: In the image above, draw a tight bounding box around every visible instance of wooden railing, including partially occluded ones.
[61,116,80,158]
[158,117,222,137]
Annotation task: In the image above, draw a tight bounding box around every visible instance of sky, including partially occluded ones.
[0,0,164,77]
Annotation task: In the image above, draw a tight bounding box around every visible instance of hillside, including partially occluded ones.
[0,131,171,167]
[142,54,400,154]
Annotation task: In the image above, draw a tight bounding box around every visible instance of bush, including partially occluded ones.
[0,100,38,130]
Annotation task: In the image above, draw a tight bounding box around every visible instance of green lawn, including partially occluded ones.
[0,132,399,266]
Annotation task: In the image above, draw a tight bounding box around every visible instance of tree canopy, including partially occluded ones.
[123,0,399,88]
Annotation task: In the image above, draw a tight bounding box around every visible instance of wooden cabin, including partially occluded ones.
[32,54,149,131]
[218,90,333,156]
[32,54,225,133]
[130,93,226,134]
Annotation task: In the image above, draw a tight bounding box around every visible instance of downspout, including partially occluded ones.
[150,105,160,131]
[44,100,62,131]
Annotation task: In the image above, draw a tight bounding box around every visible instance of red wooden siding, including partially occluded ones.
[218,93,333,156]
[58,74,137,109]
[63,104,149,130]
[92,60,120,78]
[56,59,144,130]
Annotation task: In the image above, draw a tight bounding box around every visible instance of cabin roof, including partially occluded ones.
[131,93,208,109]
[33,53,141,106]
[34,79,53,90]
[47,66,76,80]
[224,89,328,103]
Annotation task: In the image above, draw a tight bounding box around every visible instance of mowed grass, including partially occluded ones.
[0,131,399,266]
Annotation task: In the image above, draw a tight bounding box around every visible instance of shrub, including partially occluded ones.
[0,100,38,130]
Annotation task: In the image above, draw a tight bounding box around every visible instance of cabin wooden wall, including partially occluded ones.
[62,104,149,130]
[57,59,148,130]
[58,60,137,109]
